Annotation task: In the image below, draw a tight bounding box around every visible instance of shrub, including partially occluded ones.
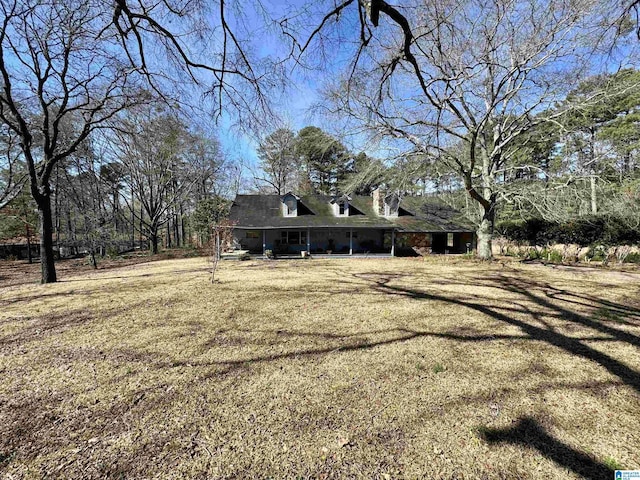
[182,247,201,258]
[624,252,640,263]
[239,252,251,261]
[547,249,563,263]
[538,248,563,263]
[497,215,640,248]
[585,245,608,262]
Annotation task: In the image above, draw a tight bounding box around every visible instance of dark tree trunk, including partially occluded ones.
[131,206,135,249]
[150,228,159,254]
[173,210,180,247]
[37,194,57,283]
[113,189,119,234]
[67,206,75,257]
[180,203,189,247]
[139,204,144,249]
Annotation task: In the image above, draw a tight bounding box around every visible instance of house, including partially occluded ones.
[228,189,476,256]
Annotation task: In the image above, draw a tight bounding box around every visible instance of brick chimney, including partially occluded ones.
[372,187,384,215]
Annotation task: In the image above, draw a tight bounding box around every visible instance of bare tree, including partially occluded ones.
[0,0,282,282]
[109,0,281,127]
[210,219,235,283]
[56,142,111,268]
[0,128,25,209]
[113,107,199,254]
[283,0,634,259]
[0,0,151,282]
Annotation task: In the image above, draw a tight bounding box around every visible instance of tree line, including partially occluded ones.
[257,67,640,243]
[430,69,640,240]
[0,104,237,264]
[254,126,441,197]
[254,126,379,196]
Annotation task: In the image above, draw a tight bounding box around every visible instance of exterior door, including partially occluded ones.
[432,233,447,253]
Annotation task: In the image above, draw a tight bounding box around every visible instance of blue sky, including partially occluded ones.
[146,0,637,191]
[217,80,324,170]
[203,0,370,183]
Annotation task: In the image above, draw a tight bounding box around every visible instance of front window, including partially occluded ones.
[447,233,454,247]
[338,202,346,215]
[246,230,260,239]
[280,230,307,245]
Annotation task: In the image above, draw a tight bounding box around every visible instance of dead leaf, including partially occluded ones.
[337,436,351,448]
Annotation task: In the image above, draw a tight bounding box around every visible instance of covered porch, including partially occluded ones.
[234,227,396,256]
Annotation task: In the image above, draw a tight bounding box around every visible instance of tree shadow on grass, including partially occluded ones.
[196,326,628,367]
[0,289,106,308]
[347,271,640,394]
[478,417,613,480]
[178,268,640,397]
[57,266,211,284]
[0,302,147,347]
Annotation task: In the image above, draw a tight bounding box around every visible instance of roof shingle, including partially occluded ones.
[229,194,475,232]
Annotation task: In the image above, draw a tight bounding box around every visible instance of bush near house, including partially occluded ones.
[496,216,640,247]
[495,216,640,263]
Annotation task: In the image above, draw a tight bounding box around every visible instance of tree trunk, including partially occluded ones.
[211,229,220,283]
[590,175,597,215]
[130,206,135,249]
[139,204,144,249]
[174,211,180,247]
[180,204,186,246]
[476,206,495,261]
[113,189,119,234]
[26,222,32,264]
[67,206,75,257]
[589,129,598,215]
[37,194,57,283]
[150,228,159,254]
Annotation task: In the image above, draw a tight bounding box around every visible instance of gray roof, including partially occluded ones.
[229,194,475,233]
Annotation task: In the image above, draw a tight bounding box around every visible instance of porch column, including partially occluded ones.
[307,227,311,254]
[262,230,266,256]
[391,229,395,257]
[349,228,353,255]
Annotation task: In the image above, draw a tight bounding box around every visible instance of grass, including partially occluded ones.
[0,255,639,479]
[432,362,446,374]
[604,456,624,471]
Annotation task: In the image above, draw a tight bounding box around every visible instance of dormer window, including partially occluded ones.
[284,197,296,216]
[282,193,298,217]
[331,194,351,217]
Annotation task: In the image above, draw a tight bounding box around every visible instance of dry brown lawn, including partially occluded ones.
[0,256,639,479]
